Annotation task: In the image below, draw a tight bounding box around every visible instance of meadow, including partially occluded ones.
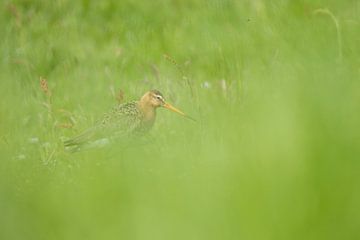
[1,0,360,239]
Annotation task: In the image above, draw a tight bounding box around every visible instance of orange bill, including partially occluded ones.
[163,103,196,122]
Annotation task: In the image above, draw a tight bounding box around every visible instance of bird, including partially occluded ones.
[63,89,193,151]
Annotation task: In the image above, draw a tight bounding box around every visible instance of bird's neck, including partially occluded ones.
[138,101,156,123]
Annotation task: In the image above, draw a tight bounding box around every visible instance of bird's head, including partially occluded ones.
[145,89,166,108]
[140,90,195,121]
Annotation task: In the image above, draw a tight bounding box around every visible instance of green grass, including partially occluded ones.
[1,0,360,239]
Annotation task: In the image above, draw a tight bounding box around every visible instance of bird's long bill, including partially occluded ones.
[163,102,196,121]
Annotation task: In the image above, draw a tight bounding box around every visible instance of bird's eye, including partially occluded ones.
[156,95,162,100]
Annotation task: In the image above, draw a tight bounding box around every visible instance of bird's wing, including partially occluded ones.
[64,102,142,147]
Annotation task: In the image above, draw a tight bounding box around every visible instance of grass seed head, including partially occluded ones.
[40,76,51,97]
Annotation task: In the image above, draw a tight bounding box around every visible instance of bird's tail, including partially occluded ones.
[63,126,112,153]
[63,127,97,147]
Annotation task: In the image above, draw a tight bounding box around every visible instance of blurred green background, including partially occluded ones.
[1,0,360,239]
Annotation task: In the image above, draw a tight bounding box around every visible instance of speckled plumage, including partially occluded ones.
[64,101,152,148]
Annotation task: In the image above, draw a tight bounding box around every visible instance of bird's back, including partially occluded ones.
[64,101,144,148]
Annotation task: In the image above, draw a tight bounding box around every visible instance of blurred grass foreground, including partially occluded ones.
[1,1,360,240]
